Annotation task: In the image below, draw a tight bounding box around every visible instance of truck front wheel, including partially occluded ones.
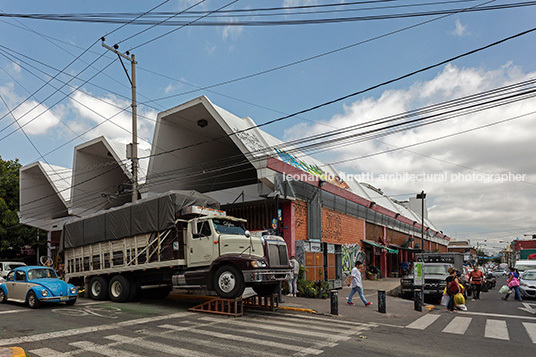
[89,277,109,300]
[214,265,245,299]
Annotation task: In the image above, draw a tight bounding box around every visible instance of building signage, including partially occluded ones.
[274,148,349,189]
[327,244,335,254]
[310,242,322,252]
[413,262,424,286]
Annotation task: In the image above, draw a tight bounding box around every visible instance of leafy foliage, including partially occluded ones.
[0,156,46,257]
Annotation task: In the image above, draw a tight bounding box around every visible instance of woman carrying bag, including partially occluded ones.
[446,267,461,313]
[502,267,522,301]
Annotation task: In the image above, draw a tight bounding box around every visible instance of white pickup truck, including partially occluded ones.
[62,191,291,302]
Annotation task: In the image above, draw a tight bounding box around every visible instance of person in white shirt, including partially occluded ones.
[347,261,372,306]
[287,255,300,297]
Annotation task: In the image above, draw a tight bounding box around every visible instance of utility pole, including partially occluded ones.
[416,191,426,252]
[101,38,139,202]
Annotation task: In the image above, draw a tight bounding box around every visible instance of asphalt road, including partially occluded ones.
[0,279,534,357]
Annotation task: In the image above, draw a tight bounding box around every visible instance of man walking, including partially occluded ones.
[347,261,372,306]
[469,265,485,300]
[287,255,299,297]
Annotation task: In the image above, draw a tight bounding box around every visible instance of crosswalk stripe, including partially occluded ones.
[442,317,472,335]
[139,328,287,357]
[522,322,536,344]
[105,334,218,357]
[28,348,70,357]
[159,324,324,355]
[484,320,509,340]
[406,314,440,330]
[249,313,377,329]
[0,311,193,346]
[199,316,356,340]
[263,313,378,328]
[70,340,146,357]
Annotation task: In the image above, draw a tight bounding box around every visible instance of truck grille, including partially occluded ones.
[267,243,290,267]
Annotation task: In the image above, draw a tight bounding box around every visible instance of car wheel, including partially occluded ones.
[27,291,41,309]
[65,298,77,306]
[213,265,245,299]
[89,276,109,300]
[109,275,131,302]
[0,289,6,303]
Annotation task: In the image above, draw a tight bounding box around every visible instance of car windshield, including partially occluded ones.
[425,264,450,275]
[212,219,246,235]
[27,268,57,280]
[522,272,536,280]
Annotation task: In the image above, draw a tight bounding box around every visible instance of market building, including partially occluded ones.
[19,96,451,286]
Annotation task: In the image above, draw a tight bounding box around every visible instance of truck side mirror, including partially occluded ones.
[245,230,250,238]
[190,221,198,236]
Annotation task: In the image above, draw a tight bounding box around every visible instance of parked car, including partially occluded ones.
[490,269,508,277]
[0,261,27,278]
[519,269,536,298]
[0,266,77,308]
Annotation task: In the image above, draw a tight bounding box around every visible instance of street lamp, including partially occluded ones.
[416,191,426,252]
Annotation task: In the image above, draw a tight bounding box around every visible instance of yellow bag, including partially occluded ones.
[454,292,465,306]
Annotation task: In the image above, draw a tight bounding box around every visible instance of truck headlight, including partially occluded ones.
[251,260,267,268]
[41,289,49,297]
[70,287,77,295]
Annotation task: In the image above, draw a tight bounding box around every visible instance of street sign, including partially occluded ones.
[414,262,424,286]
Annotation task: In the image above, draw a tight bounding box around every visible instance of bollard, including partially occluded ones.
[278,281,284,303]
[414,289,422,312]
[378,289,386,313]
[330,290,338,315]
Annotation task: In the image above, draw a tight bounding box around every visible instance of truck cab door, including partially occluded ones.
[186,220,215,267]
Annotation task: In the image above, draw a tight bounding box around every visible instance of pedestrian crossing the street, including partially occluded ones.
[20,312,377,357]
[406,313,536,344]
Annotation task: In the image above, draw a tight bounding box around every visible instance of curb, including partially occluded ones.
[279,306,318,314]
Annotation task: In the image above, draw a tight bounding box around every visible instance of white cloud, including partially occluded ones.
[68,91,157,151]
[0,84,60,135]
[451,19,469,37]
[222,18,243,41]
[283,63,536,245]
[283,0,320,7]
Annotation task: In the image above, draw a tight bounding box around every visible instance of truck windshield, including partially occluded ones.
[213,219,246,235]
[425,265,450,275]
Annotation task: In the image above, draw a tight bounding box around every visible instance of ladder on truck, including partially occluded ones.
[188,294,278,317]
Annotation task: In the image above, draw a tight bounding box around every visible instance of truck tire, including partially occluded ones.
[252,283,278,296]
[127,277,139,302]
[89,276,109,300]
[214,265,245,299]
[109,275,131,302]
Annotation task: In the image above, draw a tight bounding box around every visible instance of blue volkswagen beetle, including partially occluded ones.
[0,266,77,308]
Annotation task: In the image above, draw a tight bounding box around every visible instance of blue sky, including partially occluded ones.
[1,0,536,252]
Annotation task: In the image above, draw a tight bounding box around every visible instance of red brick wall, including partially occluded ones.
[294,200,308,241]
[321,207,365,244]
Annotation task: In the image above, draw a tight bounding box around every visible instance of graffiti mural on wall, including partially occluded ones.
[342,243,365,276]
[322,211,342,242]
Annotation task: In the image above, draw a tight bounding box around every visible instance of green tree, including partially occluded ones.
[0,156,46,258]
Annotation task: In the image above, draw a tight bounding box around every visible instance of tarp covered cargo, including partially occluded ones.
[62,190,219,250]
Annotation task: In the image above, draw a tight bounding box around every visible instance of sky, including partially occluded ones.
[1,0,536,253]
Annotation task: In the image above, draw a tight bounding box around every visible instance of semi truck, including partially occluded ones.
[400,252,465,299]
[62,191,291,302]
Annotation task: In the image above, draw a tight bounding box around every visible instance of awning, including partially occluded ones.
[389,243,421,253]
[363,240,398,254]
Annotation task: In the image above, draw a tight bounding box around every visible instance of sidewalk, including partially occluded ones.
[278,278,430,325]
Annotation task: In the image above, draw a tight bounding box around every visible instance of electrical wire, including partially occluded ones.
[4,2,535,27]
